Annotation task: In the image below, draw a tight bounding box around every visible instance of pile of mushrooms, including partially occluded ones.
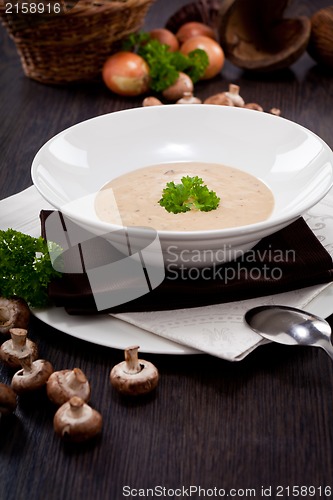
[143,82,281,117]
[0,300,159,444]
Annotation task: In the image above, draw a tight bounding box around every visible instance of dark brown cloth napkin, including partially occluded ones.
[40,210,333,315]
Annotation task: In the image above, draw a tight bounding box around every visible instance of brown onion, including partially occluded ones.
[176,22,216,44]
[102,52,150,97]
[149,28,179,52]
[180,36,225,80]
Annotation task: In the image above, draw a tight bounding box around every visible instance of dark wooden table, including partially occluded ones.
[1,1,333,499]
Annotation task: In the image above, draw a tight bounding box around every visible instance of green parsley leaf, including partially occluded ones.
[159,176,220,214]
[122,33,209,92]
[0,228,62,308]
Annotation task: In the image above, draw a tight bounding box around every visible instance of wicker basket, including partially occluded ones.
[0,0,155,84]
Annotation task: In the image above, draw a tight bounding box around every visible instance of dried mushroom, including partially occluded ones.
[0,297,30,335]
[0,382,17,417]
[47,368,91,406]
[0,328,38,369]
[218,0,311,71]
[11,353,53,394]
[53,396,102,442]
[110,345,159,396]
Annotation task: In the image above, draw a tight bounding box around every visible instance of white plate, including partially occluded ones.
[32,282,333,355]
[33,306,200,355]
[2,186,333,357]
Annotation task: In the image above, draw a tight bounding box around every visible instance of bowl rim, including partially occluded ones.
[31,105,333,238]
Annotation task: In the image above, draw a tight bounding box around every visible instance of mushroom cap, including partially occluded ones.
[46,368,91,406]
[110,360,159,396]
[217,0,311,71]
[0,297,30,335]
[0,383,17,415]
[307,6,333,70]
[11,359,53,394]
[53,396,102,442]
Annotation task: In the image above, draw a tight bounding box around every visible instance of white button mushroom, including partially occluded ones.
[110,345,159,396]
[46,368,91,406]
[53,396,102,442]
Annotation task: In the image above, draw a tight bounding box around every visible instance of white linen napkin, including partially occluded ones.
[1,186,333,360]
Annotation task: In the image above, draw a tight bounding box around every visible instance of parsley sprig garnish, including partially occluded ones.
[0,228,62,307]
[159,176,220,214]
[123,33,209,92]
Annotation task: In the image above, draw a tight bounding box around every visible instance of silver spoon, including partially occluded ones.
[244,305,333,360]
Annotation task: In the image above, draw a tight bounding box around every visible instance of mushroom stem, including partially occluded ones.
[124,346,142,375]
[19,353,34,374]
[225,84,245,107]
[68,396,85,417]
[65,368,88,389]
[10,328,28,349]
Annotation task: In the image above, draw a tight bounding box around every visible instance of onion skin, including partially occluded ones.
[176,22,216,44]
[180,36,225,80]
[149,29,179,52]
[102,52,150,97]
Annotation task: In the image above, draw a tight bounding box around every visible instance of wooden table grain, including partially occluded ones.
[1,1,333,499]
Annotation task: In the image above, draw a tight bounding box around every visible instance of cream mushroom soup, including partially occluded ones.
[94,162,274,231]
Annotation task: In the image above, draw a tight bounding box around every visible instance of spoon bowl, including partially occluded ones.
[244,305,333,359]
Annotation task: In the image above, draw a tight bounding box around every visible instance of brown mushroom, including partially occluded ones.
[0,382,17,417]
[0,328,38,369]
[204,92,234,106]
[224,83,244,107]
[11,353,53,394]
[307,6,333,70]
[142,96,164,107]
[269,107,281,116]
[176,92,202,104]
[46,368,91,406]
[162,72,194,101]
[218,0,311,71]
[110,345,159,396]
[244,102,264,112]
[0,297,30,335]
[53,396,102,442]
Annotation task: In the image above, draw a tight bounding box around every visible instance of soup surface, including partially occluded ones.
[95,162,274,231]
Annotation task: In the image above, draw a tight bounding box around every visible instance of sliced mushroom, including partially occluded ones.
[0,328,38,368]
[47,368,91,406]
[0,382,17,417]
[11,353,53,394]
[0,297,30,335]
[53,396,102,442]
[110,345,159,396]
